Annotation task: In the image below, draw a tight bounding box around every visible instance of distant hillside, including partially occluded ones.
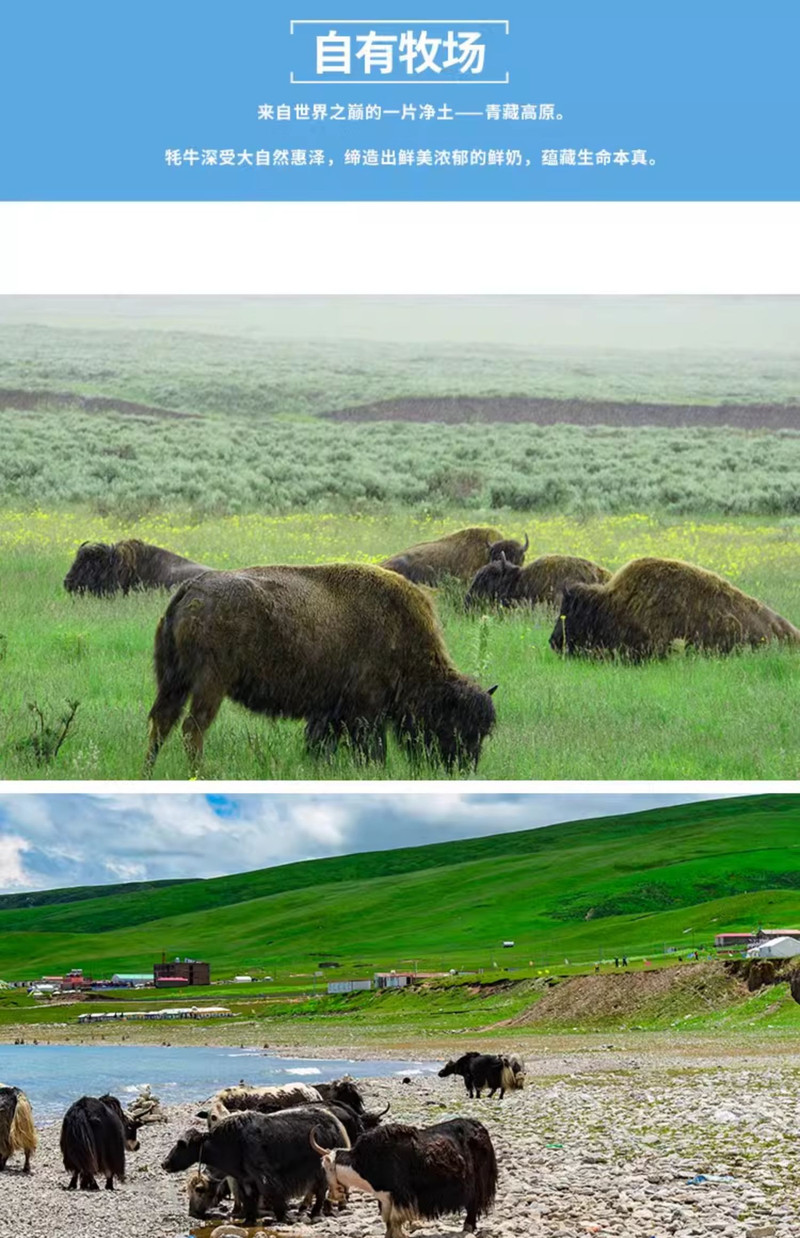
[1,795,799,980]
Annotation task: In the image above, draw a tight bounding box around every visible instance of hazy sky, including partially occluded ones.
[1,295,799,352]
[0,792,734,894]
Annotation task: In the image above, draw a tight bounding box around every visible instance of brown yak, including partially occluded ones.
[466,553,610,610]
[550,556,800,659]
[64,539,212,597]
[380,526,528,585]
[145,564,497,771]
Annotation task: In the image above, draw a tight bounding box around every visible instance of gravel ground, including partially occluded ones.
[1,1045,798,1238]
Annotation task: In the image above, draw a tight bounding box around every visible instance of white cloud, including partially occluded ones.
[0,833,33,889]
[0,792,733,894]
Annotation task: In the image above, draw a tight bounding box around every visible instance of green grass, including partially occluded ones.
[2,794,800,985]
[2,509,800,779]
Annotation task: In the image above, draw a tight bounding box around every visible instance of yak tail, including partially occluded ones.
[500,1063,516,1094]
[60,1109,100,1180]
[10,1094,37,1157]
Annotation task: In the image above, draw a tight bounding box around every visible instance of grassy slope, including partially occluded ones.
[2,795,800,982]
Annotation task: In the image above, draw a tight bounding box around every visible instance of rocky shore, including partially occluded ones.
[1,1043,798,1238]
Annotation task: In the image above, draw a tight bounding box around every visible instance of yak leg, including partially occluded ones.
[309,1172,327,1219]
[105,1176,114,1190]
[23,1150,31,1173]
[239,1183,261,1226]
[145,685,189,773]
[0,1155,6,1170]
[463,1206,478,1233]
[270,1193,289,1223]
[67,1172,78,1190]
[81,1174,99,1191]
[305,715,346,759]
[181,680,224,770]
[348,717,387,764]
[379,1198,406,1238]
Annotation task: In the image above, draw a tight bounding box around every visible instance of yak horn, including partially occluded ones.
[310,1126,332,1156]
[523,532,529,552]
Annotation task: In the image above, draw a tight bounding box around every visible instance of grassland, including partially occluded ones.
[2,795,800,1041]
[1,315,800,779]
[2,508,800,779]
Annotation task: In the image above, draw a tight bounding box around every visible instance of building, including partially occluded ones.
[374,971,415,989]
[327,979,372,995]
[154,959,210,987]
[714,932,752,949]
[78,1006,231,1024]
[747,936,800,960]
[111,973,153,988]
[716,928,800,950]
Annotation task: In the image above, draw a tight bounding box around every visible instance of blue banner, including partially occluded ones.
[2,1,798,200]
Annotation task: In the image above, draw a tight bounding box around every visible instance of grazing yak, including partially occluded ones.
[186,1101,366,1220]
[0,1085,37,1172]
[466,553,611,611]
[163,1106,351,1225]
[550,556,800,660]
[186,1168,232,1220]
[311,1117,498,1238]
[145,564,497,772]
[64,538,212,597]
[380,526,529,585]
[60,1094,141,1190]
[438,1052,523,1099]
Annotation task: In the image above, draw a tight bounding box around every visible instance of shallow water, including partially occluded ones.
[0,1043,439,1122]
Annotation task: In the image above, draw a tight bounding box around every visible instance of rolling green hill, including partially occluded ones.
[2,796,800,984]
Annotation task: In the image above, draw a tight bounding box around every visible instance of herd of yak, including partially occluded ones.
[62,524,800,773]
[0,1054,523,1235]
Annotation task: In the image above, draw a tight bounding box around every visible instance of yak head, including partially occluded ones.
[465,554,522,610]
[361,1103,390,1130]
[325,1079,365,1115]
[309,1128,352,1204]
[186,1171,225,1219]
[488,532,528,566]
[98,1094,141,1151]
[162,1127,204,1173]
[549,582,606,654]
[425,678,497,771]
[63,541,121,596]
[438,1060,458,1078]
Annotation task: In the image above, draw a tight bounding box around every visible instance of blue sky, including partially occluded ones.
[0,792,734,894]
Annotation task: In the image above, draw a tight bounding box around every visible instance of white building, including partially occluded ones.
[747,936,800,960]
[327,979,372,994]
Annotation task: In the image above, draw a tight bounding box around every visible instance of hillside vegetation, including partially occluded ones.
[2,795,800,982]
[2,323,800,518]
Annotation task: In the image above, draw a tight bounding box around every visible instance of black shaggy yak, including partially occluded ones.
[438,1053,521,1099]
[380,526,528,585]
[466,553,611,610]
[550,556,800,660]
[145,564,496,772]
[64,538,212,597]
[311,1117,498,1238]
[0,1085,37,1172]
[60,1094,141,1190]
[163,1106,351,1225]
